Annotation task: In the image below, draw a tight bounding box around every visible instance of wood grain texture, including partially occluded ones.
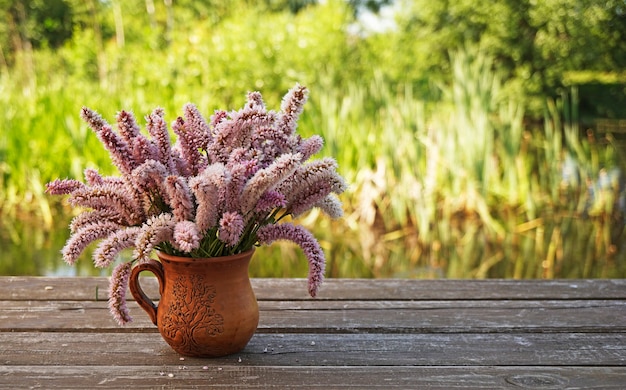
[2,332,625,366]
[1,277,625,389]
[2,277,625,300]
[2,299,625,333]
[1,365,626,389]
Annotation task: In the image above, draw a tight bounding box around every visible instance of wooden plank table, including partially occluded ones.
[1,277,625,389]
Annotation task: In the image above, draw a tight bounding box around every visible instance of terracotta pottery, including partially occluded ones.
[128,249,258,357]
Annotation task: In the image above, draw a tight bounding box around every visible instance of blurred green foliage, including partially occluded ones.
[393,0,626,114]
[3,0,625,107]
[1,0,625,278]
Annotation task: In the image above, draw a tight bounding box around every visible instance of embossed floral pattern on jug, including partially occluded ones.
[129,249,258,357]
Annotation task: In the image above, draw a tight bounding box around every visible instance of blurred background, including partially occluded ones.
[1,0,626,278]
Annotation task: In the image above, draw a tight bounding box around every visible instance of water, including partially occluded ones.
[0,215,107,276]
[0,212,310,278]
[2,209,625,278]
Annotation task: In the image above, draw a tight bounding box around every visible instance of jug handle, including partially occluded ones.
[129,260,165,325]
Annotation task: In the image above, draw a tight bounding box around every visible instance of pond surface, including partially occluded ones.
[0,212,310,278]
[0,214,109,276]
[3,210,626,279]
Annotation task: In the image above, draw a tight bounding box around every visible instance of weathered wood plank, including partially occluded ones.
[2,332,624,367]
[2,278,624,389]
[1,365,624,389]
[4,297,625,311]
[2,277,625,301]
[1,300,624,333]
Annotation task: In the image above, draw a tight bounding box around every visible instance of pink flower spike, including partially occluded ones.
[80,106,108,133]
[116,110,141,141]
[108,261,133,325]
[278,84,309,137]
[298,135,324,161]
[131,136,159,166]
[45,179,84,195]
[134,214,176,261]
[315,195,344,219]
[93,227,141,268]
[257,223,325,297]
[247,91,265,109]
[172,116,207,176]
[288,181,333,217]
[183,103,212,149]
[255,190,286,213]
[278,158,346,202]
[69,183,144,226]
[146,109,176,174]
[84,168,104,186]
[173,221,201,253]
[223,159,257,212]
[69,209,120,233]
[240,153,301,213]
[218,211,245,247]
[210,110,228,130]
[97,124,135,175]
[189,163,227,231]
[131,159,169,193]
[164,175,195,222]
[62,221,120,265]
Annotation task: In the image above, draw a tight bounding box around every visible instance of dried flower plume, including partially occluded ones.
[46,84,346,325]
[108,262,133,325]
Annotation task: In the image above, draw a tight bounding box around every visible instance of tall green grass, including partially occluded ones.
[1,48,624,278]
[301,50,625,279]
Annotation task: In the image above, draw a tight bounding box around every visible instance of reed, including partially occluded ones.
[1,48,624,278]
[300,50,625,279]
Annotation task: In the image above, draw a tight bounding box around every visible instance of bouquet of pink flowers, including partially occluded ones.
[47,85,346,324]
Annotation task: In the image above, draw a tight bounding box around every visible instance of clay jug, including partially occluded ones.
[128,249,258,357]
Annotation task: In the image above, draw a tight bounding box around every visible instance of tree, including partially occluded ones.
[0,0,73,68]
[392,0,626,111]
